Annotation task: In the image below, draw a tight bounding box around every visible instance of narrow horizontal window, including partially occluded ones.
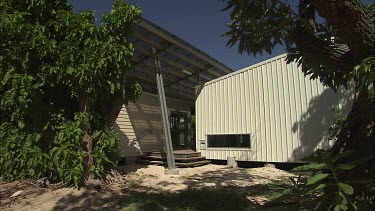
[207,134,251,148]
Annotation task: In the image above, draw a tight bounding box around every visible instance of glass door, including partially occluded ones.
[170,112,188,149]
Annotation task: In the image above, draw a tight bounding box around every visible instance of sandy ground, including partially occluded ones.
[0,164,296,210]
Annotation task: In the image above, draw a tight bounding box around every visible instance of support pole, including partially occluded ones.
[198,69,201,84]
[152,47,178,175]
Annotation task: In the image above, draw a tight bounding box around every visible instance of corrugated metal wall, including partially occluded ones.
[196,54,353,162]
[115,92,191,157]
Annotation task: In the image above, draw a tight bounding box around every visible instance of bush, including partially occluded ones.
[268,149,374,210]
[0,0,141,187]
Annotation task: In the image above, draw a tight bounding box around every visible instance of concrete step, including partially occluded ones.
[144,160,211,168]
[150,151,201,158]
[145,155,207,163]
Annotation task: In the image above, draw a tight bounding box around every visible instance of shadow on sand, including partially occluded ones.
[51,165,294,211]
[51,183,269,211]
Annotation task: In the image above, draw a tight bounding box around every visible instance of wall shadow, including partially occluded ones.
[115,96,165,158]
[113,122,142,159]
[130,102,164,151]
[290,87,354,161]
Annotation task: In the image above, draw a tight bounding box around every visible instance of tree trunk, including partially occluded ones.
[328,91,375,205]
[309,0,375,185]
[103,95,124,128]
[332,91,374,193]
[333,92,374,156]
[293,0,359,79]
[102,75,127,128]
[294,0,375,197]
[79,92,93,182]
[311,0,375,61]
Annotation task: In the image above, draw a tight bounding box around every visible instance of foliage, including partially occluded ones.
[90,125,120,177]
[223,0,374,90]
[49,114,85,187]
[327,106,347,143]
[0,0,141,187]
[0,123,51,181]
[223,0,292,56]
[268,149,374,210]
[354,56,375,97]
[267,175,309,210]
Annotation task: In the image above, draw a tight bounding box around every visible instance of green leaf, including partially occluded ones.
[306,173,329,185]
[332,150,354,162]
[18,121,25,129]
[67,66,74,74]
[335,192,349,210]
[338,183,354,195]
[336,164,354,170]
[93,131,101,139]
[35,134,42,142]
[334,205,345,211]
[306,183,326,195]
[292,163,327,172]
[110,82,115,94]
[268,189,293,201]
[2,68,14,85]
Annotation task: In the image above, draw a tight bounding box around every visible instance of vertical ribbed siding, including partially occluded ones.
[116,92,191,157]
[196,54,353,162]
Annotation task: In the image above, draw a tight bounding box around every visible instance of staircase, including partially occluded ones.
[141,149,210,167]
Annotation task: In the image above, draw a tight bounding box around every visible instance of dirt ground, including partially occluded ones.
[0,164,297,211]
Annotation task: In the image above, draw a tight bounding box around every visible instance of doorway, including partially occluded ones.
[170,112,188,149]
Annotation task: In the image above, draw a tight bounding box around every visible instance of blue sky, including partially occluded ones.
[68,0,372,70]
[68,0,284,71]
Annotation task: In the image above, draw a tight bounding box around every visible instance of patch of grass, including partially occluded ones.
[126,173,156,189]
[119,188,255,211]
[121,200,165,211]
[127,180,140,189]
[244,183,273,197]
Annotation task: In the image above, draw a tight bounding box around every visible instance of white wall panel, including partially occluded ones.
[196,54,353,162]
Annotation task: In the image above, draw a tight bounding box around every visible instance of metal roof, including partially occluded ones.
[128,17,233,103]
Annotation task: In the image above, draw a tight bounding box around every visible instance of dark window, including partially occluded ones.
[207,134,251,148]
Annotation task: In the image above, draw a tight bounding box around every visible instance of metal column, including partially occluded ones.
[152,47,178,175]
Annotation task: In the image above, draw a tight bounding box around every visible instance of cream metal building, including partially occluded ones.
[114,19,353,164]
[196,54,353,163]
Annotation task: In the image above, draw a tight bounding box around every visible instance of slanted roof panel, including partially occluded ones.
[129,17,233,100]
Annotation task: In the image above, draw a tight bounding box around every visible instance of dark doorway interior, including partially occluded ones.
[170,112,188,149]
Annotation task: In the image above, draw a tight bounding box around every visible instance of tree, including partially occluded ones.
[223,0,374,206]
[0,0,142,187]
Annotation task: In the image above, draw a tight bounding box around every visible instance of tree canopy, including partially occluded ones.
[224,0,374,90]
[0,0,142,187]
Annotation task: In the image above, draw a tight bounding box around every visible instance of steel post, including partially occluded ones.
[152,47,178,174]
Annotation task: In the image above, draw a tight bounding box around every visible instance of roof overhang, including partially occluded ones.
[128,18,233,104]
